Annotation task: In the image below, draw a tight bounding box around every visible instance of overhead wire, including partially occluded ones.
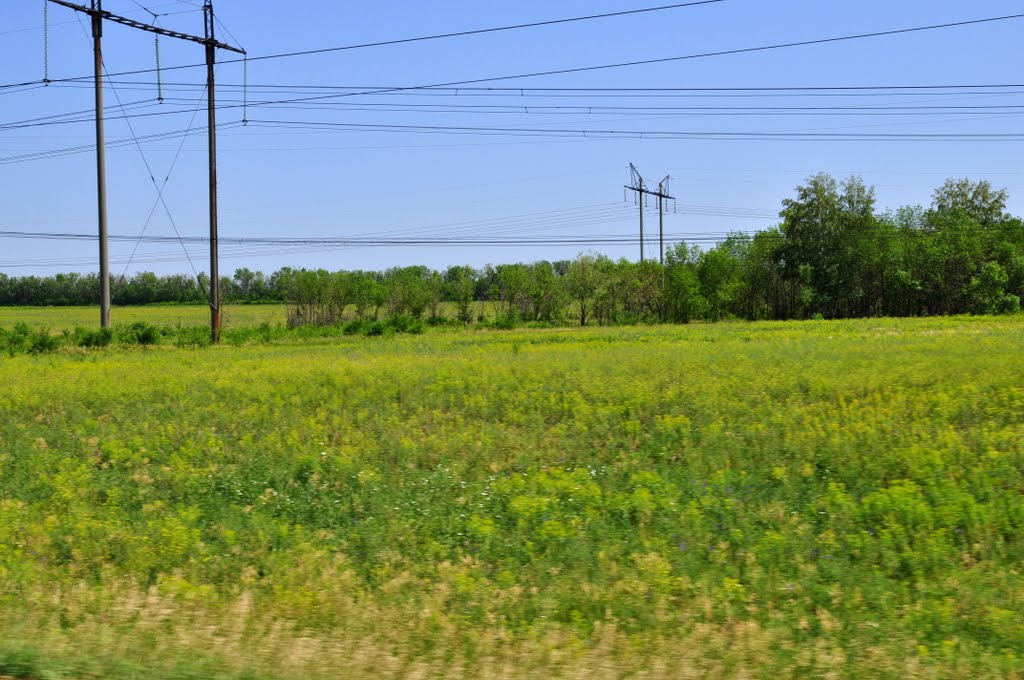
[235,0,723,64]
[6,6,1023,271]
[73,13,210,296]
[0,121,241,165]
[11,97,1024,131]
[4,0,724,87]
[242,118,1024,142]
[0,1,199,36]
[9,11,1022,95]
[58,81,1024,94]
[0,202,766,249]
[94,12,1024,115]
[117,78,212,284]
[3,221,1021,263]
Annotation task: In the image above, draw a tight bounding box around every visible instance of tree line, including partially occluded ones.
[2,175,1022,323]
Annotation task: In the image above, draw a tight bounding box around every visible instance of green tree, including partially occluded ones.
[384,266,438,319]
[966,261,1019,314]
[442,265,478,323]
[664,243,703,324]
[564,253,599,326]
[495,264,531,319]
[696,245,740,322]
[527,261,566,323]
[932,178,1008,226]
[349,271,386,319]
[780,173,880,318]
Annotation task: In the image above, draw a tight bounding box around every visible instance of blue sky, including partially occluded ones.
[2,0,1023,277]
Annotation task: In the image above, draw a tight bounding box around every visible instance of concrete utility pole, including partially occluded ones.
[90,1,110,328]
[625,164,674,264]
[48,0,245,342]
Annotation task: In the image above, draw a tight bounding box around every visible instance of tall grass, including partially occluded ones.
[0,317,1021,677]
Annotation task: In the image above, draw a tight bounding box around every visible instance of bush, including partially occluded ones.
[75,327,113,348]
[426,314,458,327]
[490,312,520,330]
[364,320,392,337]
[0,323,32,356]
[387,314,424,335]
[344,315,425,337]
[342,319,369,336]
[119,322,161,346]
[27,328,61,355]
[173,326,211,349]
[258,321,275,343]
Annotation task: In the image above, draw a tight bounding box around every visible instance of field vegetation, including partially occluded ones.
[0,316,1022,678]
[0,304,287,330]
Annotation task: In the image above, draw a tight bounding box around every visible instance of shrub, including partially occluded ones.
[387,314,424,335]
[364,320,392,337]
[27,328,61,355]
[174,326,211,349]
[426,314,458,327]
[342,319,369,336]
[490,312,520,330]
[120,322,161,346]
[0,323,32,356]
[75,327,113,348]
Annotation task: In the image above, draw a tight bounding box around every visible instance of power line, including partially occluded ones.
[68,9,204,287]
[9,12,1021,95]
[4,214,1022,270]
[237,0,723,63]
[243,118,1024,141]
[0,121,241,165]
[1,116,1017,168]
[37,80,1024,104]
[2,223,1021,254]
[72,81,1024,93]
[6,209,1022,247]
[110,67,214,290]
[240,13,1024,108]
[0,2,199,36]
[10,98,1024,132]
[2,1,723,87]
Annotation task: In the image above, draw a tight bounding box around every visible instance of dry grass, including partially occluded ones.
[3,579,1010,680]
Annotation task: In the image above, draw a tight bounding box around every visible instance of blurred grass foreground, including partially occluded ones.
[0,316,1022,678]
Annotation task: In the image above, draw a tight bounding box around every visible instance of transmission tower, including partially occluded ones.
[47,0,245,342]
[625,163,674,263]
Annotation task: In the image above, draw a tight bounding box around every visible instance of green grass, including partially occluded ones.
[0,304,287,329]
[0,302,504,332]
[0,317,1022,678]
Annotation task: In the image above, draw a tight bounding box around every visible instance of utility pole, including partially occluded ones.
[639,192,645,262]
[625,164,674,264]
[657,175,670,266]
[204,1,222,343]
[48,0,245,342]
[91,0,110,328]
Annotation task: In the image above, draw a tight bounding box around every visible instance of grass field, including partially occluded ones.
[0,316,1022,678]
[0,304,288,329]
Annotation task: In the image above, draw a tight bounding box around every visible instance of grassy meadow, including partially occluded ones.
[0,304,288,330]
[0,316,1022,678]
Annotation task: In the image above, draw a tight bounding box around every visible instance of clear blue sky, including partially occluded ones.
[2,0,1023,277]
